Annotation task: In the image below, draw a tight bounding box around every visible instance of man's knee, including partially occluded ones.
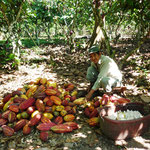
[86,66,98,83]
[101,77,121,92]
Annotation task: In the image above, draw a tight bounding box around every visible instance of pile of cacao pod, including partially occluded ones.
[0,78,80,141]
[84,94,130,127]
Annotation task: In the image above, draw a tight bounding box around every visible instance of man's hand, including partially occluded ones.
[86,89,95,101]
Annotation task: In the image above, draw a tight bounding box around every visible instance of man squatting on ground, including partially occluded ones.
[85,45,123,101]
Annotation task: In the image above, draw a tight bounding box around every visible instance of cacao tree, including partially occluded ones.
[0,0,27,68]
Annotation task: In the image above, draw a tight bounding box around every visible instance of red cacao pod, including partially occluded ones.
[40,131,49,141]
[19,98,35,110]
[2,125,14,136]
[54,116,63,125]
[29,113,42,126]
[51,124,73,133]
[14,119,28,131]
[35,99,45,112]
[37,122,56,131]
[63,122,79,130]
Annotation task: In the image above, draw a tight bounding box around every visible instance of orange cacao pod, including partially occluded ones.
[23,123,31,135]
[34,77,41,85]
[66,83,75,91]
[41,116,51,123]
[9,105,19,113]
[64,106,72,112]
[64,114,75,122]
[50,96,61,105]
[26,85,38,98]
[45,89,57,96]
[40,78,47,85]
[88,117,99,126]
[43,96,50,103]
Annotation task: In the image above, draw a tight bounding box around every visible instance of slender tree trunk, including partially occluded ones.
[87,1,111,56]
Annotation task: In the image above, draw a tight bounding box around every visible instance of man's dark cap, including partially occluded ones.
[88,45,100,54]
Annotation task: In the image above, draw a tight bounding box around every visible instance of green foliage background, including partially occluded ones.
[0,0,149,69]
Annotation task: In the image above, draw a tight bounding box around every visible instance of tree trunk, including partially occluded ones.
[87,1,111,56]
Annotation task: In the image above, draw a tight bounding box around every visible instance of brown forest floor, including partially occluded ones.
[0,38,150,150]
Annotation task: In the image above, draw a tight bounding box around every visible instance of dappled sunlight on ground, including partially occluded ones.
[0,64,57,99]
[0,40,149,149]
